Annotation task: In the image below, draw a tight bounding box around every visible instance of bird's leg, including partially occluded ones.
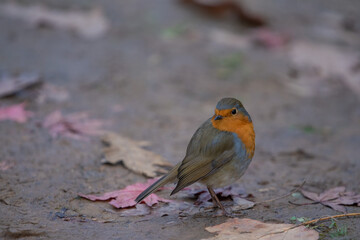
[207,186,232,217]
[207,187,223,210]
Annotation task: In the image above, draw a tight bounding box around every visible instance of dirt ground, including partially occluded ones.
[1,0,360,239]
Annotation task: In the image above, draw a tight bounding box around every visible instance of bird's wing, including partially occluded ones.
[171,119,236,195]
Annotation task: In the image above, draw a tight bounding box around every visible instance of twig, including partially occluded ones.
[255,180,306,205]
[262,212,360,238]
[298,213,360,226]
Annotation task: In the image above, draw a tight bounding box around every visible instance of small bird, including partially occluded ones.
[135,97,255,215]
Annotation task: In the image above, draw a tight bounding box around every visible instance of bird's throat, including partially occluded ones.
[211,117,255,157]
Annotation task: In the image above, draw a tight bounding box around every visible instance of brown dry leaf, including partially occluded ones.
[203,218,319,240]
[101,132,173,178]
[0,2,109,39]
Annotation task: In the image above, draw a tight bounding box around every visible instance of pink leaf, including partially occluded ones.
[43,110,107,140]
[79,179,171,209]
[318,186,346,202]
[301,189,322,202]
[323,202,347,213]
[0,103,33,123]
[301,187,360,212]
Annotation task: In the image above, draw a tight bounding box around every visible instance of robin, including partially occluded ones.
[135,97,255,215]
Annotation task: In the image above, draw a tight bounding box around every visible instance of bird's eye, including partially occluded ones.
[231,109,237,115]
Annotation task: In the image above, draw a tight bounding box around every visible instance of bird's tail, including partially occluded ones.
[135,163,180,203]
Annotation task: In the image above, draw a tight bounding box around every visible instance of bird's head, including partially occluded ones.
[211,98,252,129]
[211,97,255,156]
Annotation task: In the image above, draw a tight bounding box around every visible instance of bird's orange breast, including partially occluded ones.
[211,113,255,158]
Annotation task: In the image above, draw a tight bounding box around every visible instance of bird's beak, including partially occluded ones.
[214,115,223,120]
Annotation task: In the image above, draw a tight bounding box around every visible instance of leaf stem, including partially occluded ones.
[262,212,360,238]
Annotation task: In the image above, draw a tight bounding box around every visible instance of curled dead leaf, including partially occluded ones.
[203,218,319,240]
[101,132,173,178]
[301,186,360,213]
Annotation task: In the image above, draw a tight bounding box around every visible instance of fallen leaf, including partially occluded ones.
[79,179,171,209]
[0,103,33,123]
[186,184,250,205]
[0,2,109,39]
[301,187,360,213]
[179,0,266,27]
[0,73,41,98]
[230,197,255,211]
[101,132,173,178]
[43,110,107,140]
[286,41,360,97]
[181,184,255,212]
[203,218,319,240]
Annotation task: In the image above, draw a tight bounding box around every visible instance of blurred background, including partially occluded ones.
[0,0,359,239]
